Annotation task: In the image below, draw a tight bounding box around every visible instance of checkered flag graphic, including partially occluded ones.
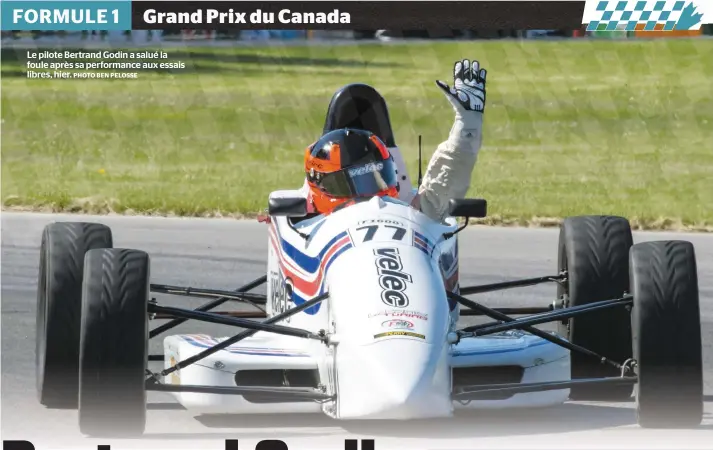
[585,0,703,31]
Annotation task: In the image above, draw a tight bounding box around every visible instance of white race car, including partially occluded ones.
[35,84,704,437]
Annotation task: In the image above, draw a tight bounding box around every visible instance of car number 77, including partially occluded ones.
[355,224,407,242]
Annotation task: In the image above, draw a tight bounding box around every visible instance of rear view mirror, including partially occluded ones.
[448,198,487,218]
[268,193,308,218]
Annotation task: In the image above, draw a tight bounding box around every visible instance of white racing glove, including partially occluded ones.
[436,59,487,116]
[414,59,487,222]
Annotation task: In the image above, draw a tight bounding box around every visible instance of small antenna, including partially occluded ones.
[417,135,423,186]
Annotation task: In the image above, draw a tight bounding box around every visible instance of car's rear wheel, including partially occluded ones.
[78,248,150,437]
[631,240,703,428]
[556,215,633,400]
[36,222,113,408]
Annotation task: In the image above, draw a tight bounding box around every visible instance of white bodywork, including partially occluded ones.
[163,196,571,419]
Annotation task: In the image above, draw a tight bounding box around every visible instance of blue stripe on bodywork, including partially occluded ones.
[277,227,349,273]
[414,231,433,247]
[291,242,353,315]
[413,230,431,255]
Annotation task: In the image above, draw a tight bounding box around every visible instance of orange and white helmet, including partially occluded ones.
[304,128,399,215]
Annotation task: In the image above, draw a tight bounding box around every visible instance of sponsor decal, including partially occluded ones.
[307,160,324,170]
[374,247,412,308]
[369,310,428,321]
[374,331,425,340]
[270,270,294,322]
[357,218,404,226]
[349,162,383,177]
[381,319,414,330]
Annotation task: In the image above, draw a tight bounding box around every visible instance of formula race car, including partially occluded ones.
[35,84,703,437]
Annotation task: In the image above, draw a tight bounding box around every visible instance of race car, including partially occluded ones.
[35,84,703,437]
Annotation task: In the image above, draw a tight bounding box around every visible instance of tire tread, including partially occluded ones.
[37,222,112,407]
[631,240,702,428]
[78,248,149,437]
[557,215,633,400]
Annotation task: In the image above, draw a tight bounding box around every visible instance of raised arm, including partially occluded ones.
[413,59,487,222]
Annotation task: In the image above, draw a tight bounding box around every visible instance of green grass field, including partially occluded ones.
[2,40,712,229]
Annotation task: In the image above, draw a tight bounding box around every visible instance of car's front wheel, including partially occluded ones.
[630,240,703,428]
[78,248,150,437]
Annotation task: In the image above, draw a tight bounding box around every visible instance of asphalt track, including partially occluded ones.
[2,212,713,449]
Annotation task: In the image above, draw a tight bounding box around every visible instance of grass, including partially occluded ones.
[1,40,712,230]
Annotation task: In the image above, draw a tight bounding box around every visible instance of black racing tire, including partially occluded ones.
[556,215,633,401]
[78,248,150,437]
[631,241,703,428]
[36,222,113,408]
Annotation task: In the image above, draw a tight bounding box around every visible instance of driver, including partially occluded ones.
[304,128,400,214]
[303,59,487,222]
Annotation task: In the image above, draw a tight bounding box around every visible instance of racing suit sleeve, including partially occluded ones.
[413,59,487,223]
[415,111,483,222]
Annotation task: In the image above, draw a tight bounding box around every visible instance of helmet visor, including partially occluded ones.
[312,157,398,198]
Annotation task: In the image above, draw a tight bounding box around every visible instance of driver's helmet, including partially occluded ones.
[304,128,399,215]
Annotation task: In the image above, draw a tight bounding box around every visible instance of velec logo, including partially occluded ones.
[373,248,412,308]
[348,162,383,177]
[270,272,293,322]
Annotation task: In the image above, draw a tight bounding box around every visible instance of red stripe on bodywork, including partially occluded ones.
[269,229,350,296]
